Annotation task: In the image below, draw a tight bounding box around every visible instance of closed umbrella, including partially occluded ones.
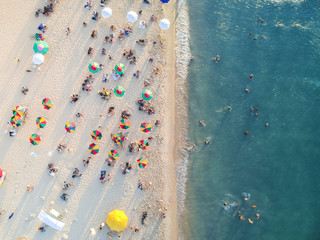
[159,19,170,30]
[33,53,44,65]
[33,41,49,55]
[102,7,112,18]
[127,11,138,23]
[106,210,128,232]
[88,62,100,74]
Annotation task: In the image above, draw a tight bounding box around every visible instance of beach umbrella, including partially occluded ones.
[113,133,125,145]
[89,143,99,155]
[10,116,22,127]
[119,119,130,129]
[30,134,41,145]
[102,7,112,18]
[36,117,47,128]
[106,210,128,232]
[160,0,170,2]
[142,90,153,100]
[114,63,125,75]
[33,41,49,55]
[159,19,170,30]
[108,150,119,161]
[91,130,102,141]
[32,53,44,65]
[42,98,53,110]
[65,122,76,133]
[138,140,149,150]
[137,157,147,168]
[88,62,100,74]
[140,122,152,133]
[12,106,26,117]
[0,168,2,178]
[127,11,138,23]
[114,86,125,97]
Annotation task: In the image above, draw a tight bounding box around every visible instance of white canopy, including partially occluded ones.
[127,11,138,23]
[159,19,170,30]
[102,7,112,18]
[38,210,65,231]
[32,53,44,65]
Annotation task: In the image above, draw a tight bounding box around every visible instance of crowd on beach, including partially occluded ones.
[6,0,171,237]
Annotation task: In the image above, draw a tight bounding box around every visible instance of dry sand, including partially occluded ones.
[0,0,178,239]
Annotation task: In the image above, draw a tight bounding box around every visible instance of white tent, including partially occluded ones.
[38,210,65,231]
[32,53,44,65]
[127,11,138,23]
[102,7,112,18]
[159,19,170,30]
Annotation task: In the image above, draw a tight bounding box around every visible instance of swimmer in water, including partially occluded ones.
[256,213,260,219]
[237,211,242,214]
[199,120,206,127]
[244,131,249,135]
[245,88,250,93]
[224,202,228,206]
[265,123,269,127]
[252,204,257,208]
[244,197,248,201]
[204,140,210,145]
[250,74,253,79]
[240,216,245,221]
[248,218,254,224]
[227,106,232,111]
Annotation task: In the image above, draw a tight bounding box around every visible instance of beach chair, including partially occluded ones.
[49,209,62,219]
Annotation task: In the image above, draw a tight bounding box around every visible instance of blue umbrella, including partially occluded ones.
[160,0,170,3]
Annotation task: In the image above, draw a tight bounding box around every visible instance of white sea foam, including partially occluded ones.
[174,0,191,239]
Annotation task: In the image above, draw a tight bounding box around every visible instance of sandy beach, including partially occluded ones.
[0,0,179,239]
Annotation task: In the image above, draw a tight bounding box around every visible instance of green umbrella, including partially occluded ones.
[33,41,49,55]
[114,63,125,75]
[114,86,125,97]
[88,62,100,73]
[142,90,153,100]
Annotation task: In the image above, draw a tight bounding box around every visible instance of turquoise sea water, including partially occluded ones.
[182,0,320,239]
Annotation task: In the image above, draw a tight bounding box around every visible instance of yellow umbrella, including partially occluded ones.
[106,209,128,232]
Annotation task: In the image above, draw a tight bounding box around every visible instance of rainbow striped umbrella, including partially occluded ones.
[119,119,130,129]
[91,130,102,141]
[13,106,26,117]
[138,140,149,150]
[140,122,152,133]
[30,134,41,145]
[89,143,99,155]
[33,41,49,55]
[36,117,47,128]
[10,116,22,127]
[113,133,125,145]
[108,150,119,161]
[137,157,147,168]
[114,86,125,97]
[65,122,76,133]
[114,63,125,75]
[88,62,100,73]
[42,98,53,110]
[142,90,153,101]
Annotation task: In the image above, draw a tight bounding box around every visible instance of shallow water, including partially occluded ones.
[182,0,320,239]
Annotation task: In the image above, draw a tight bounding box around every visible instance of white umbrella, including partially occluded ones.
[127,11,138,23]
[32,53,44,65]
[159,19,170,30]
[102,7,112,18]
